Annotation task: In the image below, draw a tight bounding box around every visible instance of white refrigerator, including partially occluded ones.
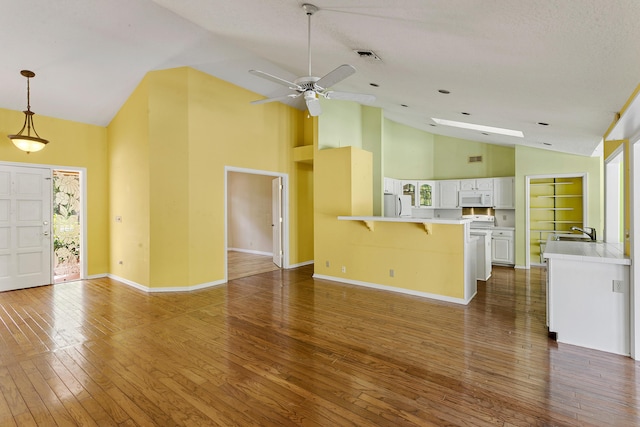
[384,194,412,217]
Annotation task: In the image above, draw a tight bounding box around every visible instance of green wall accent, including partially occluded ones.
[433,135,515,179]
[318,100,362,149]
[362,107,384,215]
[383,119,434,179]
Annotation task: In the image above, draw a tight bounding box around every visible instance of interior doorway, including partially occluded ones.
[225,167,288,281]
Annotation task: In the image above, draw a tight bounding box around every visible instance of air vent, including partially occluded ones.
[354,49,381,61]
[468,155,483,163]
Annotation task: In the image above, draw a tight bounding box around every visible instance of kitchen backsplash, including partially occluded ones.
[495,209,515,227]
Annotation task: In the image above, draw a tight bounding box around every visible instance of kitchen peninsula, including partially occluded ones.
[314,146,477,305]
[544,237,631,355]
[314,215,477,305]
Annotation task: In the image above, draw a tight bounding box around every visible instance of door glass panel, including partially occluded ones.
[419,183,433,207]
[403,183,416,206]
[53,170,81,283]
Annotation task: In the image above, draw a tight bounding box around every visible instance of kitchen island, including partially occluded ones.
[313,216,477,305]
[543,236,631,355]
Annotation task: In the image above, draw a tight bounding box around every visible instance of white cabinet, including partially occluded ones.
[438,180,460,208]
[492,229,514,265]
[384,177,402,195]
[493,177,515,209]
[383,177,395,194]
[417,181,438,208]
[460,178,493,191]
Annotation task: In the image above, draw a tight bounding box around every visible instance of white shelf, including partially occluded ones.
[530,207,574,211]
[535,195,583,198]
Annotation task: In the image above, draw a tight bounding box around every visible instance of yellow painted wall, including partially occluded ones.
[0,108,109,277]
[107,78,151,285]
[108,67,314,288]
[514,145,602,266]
[314,146,465,298]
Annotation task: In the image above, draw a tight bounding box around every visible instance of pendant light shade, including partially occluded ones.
[8,70,49,153]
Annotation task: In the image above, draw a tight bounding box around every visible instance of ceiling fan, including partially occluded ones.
[249,3,375,116]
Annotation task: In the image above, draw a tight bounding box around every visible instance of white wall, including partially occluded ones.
[228,172,274,254]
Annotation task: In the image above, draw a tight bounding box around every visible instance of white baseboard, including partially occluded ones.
[107,274,226,293]
[287,260,314,269]
[228,248,273,256]
[514,264,528,269]
[312,274,471,305]
[85,273,108,279]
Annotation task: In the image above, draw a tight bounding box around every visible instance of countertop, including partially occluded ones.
[337,216,472,225]
[543,235,631,265]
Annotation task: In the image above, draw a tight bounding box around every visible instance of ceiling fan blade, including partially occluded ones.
[304,92,322,116]
[250,93,300,105]
[249,69,300,89]
[325,91,376,104]
[315,64,356,89]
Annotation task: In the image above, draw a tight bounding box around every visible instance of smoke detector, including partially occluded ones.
[354,49,381,61]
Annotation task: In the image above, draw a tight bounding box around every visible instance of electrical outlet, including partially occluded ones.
[389,269,394,277]
[325,260,330,267]
[503,215,507,221]
[341,266,346,273]
[613,280,625,293]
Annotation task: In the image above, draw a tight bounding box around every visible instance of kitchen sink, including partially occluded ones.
[553,235,596,242]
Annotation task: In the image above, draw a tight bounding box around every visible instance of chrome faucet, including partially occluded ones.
[570,226,596,241]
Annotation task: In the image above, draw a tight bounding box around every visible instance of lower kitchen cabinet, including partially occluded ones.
[492,229,514,265]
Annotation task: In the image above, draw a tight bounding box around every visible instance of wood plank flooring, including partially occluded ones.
[227,251,280,280]
[0,266,639,426]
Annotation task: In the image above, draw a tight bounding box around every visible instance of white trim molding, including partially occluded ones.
[313,274,473,305]
[107,274,226,293]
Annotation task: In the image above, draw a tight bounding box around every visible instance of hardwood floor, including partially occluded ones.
[227,250,280,280]
[0,265,639,426]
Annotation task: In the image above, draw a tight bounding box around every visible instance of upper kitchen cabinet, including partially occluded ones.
[460,178,494,191]
[439,180,460,208]
[417,181,438,208]
[493,177,515,209]
[401,180,418,207]
[384,177,401,195]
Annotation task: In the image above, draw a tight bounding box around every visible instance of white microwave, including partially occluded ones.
[458,190,493,207]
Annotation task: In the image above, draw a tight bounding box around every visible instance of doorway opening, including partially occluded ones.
[225,167,288,281]
[605,147,624,243]
[53,169,82,283]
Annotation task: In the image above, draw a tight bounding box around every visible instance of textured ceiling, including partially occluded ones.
[1,0,639,156]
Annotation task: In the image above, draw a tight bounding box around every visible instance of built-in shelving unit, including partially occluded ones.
[529,177,584,264]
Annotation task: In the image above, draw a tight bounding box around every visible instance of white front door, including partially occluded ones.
[0,165,52,292]
[272,177,283,268]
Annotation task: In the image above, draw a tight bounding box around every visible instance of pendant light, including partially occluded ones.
[8,70,49,153]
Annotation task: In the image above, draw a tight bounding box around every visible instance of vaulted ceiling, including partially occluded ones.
[2,0,639,156]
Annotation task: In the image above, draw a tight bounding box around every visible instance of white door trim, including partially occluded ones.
[224,166,289,281]
[524,173,588,269]
[0,161,88,280]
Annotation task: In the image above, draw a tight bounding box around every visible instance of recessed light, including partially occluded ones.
[431,118,524,138]
[461,112,470,115]
[401,104,408,108]
[538,122,549,126]
[438,89,450,94]
[369,83,379,87]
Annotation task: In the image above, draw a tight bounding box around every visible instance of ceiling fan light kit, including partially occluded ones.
[7,70,49,153]
[248,3,375,116]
